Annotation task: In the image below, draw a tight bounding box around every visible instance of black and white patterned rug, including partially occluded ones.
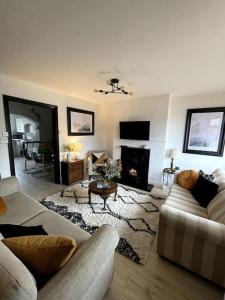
[41,181,165,265]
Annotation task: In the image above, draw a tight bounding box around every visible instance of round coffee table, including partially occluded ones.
[88,181,118,210]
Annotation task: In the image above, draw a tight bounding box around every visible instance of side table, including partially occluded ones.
[88,181,118,210]
[163,168,180,186]
[61,160,84,185]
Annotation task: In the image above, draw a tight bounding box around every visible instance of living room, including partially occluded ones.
[0,1,225,300]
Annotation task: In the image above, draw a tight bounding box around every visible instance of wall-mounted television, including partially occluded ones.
[119,121,150,141]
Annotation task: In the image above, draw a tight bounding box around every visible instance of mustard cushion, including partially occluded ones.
[0,196,6,216]
[177,170,199,190]
[2,235,76,277]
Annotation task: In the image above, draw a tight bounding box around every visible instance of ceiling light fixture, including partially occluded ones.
[94,78,133,95]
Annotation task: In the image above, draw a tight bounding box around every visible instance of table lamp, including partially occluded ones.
[74,142,83,159]
[168,148,179,170]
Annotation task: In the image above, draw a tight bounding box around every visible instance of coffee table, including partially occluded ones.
[88,180,118,210]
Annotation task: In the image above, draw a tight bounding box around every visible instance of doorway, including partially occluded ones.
[3,95,60,184]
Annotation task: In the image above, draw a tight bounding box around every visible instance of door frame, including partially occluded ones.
[3,95,60,184]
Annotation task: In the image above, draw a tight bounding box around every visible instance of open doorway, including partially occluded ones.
[3,95,60,184]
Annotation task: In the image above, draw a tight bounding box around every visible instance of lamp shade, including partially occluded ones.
[74,142,83,153]
[168,148,179,159]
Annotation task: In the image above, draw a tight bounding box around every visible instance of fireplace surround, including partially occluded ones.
[120,146,152,191]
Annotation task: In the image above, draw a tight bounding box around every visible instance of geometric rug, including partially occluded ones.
[41,180,165,265]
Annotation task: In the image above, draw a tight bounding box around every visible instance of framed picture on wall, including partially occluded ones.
[183,107,225,156]
[67,107,95,136]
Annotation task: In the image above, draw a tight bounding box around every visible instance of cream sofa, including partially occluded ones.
[0,176,119,300]
[157,168,225,287]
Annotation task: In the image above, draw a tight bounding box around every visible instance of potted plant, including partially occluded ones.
[96,163,121,187]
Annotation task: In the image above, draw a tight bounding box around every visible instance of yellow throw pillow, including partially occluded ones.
[177,170,199,190]
[0,196,6,216]
[2,235,76,277]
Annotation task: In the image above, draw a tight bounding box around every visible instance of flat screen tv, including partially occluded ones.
[119,121,150,140]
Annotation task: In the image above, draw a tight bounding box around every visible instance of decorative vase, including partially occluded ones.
[67,152,73,162]
[75,152,82,160]
[102,178,110,188]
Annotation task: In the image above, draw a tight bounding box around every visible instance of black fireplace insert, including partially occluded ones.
[120,146,152,191]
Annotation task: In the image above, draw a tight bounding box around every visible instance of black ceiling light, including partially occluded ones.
[94,79,133,95]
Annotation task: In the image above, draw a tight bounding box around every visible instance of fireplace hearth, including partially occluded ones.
[119,146,152,192]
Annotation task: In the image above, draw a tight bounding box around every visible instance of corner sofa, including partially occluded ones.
[157,168,225,287]
[0,176,119,300]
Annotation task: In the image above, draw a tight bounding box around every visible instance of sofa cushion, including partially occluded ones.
[23,210,90,247]
[176,170,199,190]
[0,196,6,216]
[207,190,225,225]
[91,152,107,164]
[0,241,37,300]
[0,224,48,238]
[167,184,208,218]
[0,192,47,225]
[166,196,208,218]
[3,235,77,277]
[199,170,215,181]
[212,168,225,177]
[191,175,218,207]
[170,184,200,206]
[212,168,225,192]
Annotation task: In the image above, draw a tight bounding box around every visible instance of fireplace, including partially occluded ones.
[120,146,152,191]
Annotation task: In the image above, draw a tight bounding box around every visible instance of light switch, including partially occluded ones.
[0,131,9,143]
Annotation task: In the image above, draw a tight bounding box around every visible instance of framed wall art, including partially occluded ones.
[67,107,94,136]
[183,107,225,156]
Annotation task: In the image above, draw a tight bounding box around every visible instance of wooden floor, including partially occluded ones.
[14,157,65,201]
[14,157,224,300]
[105,241,224,300]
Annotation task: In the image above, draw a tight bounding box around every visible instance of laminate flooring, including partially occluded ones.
[14,157,65,201]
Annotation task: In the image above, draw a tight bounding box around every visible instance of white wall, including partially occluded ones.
[99,103,114,156]
[110,95,170,185]
[0,74,103,178]
[166,92,225,172]
[1,73,224,183]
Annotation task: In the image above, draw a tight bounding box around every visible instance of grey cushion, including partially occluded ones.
[0,192,47,225]
[23,210,90,247]
[213,168,225,192]
[0,241,37,300]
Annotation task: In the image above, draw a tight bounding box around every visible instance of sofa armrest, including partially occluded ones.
[38,225,119,300]
[0,176,20,196]
[158,204,225,247]
[157,204,225,287]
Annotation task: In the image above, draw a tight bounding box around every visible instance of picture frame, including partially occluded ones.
[183,107,225,156]
[67,107,95,136]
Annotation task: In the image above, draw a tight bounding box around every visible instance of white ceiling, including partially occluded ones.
[0,0,225,103]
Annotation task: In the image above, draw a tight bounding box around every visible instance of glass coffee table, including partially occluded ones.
[88,180,118,210]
